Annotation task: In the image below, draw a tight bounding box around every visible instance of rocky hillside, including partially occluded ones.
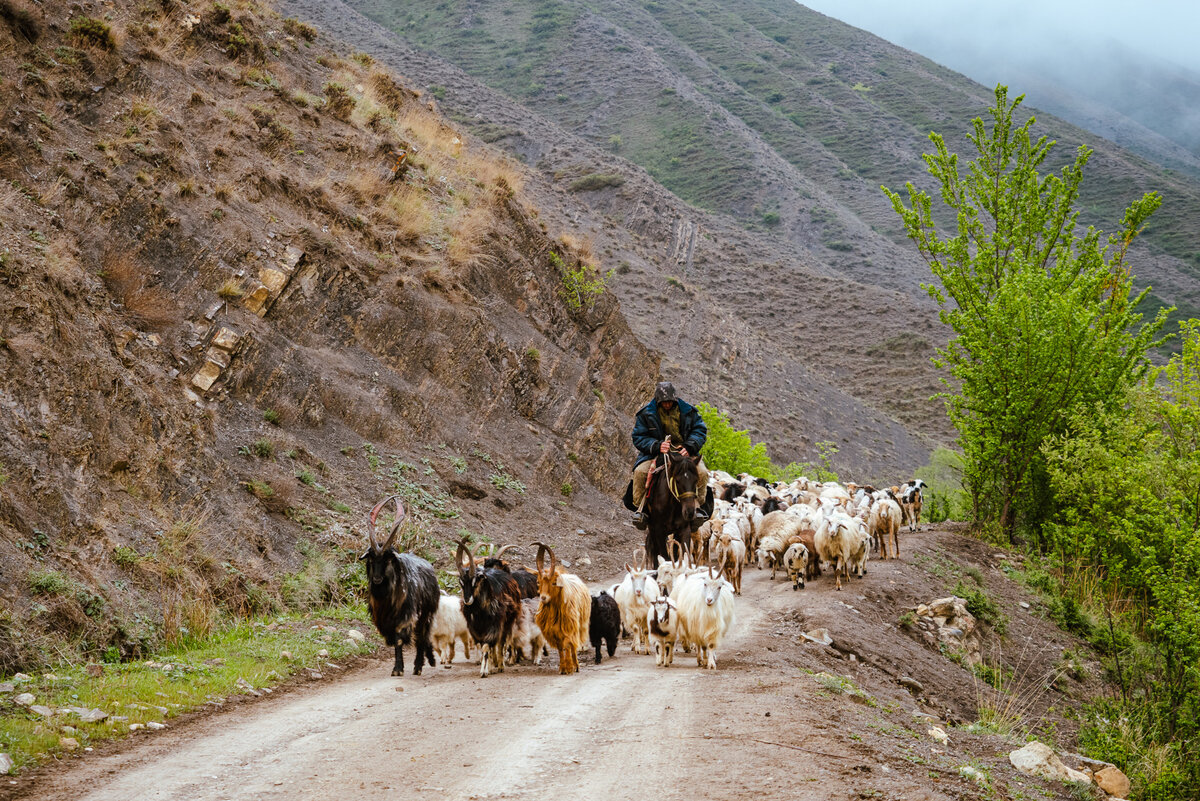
[314,0,1200,331]
[0,0,659,670]
[282,0,957,476]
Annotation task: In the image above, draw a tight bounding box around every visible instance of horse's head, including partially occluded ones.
[665,449,700,520]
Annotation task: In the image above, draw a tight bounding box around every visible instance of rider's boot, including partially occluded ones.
[632,506,648,530]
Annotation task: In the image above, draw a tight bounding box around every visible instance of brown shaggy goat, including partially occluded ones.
[532,542,591,675]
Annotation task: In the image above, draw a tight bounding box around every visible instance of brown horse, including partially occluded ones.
[645,447,701,570]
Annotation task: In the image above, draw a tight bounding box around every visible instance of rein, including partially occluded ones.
[660,440,695,502]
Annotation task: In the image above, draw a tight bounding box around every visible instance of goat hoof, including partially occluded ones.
[391,669,403,676]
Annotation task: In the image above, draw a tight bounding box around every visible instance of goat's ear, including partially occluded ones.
[555,574,565,587]
[358,549,370,561]
[647,570,658,577]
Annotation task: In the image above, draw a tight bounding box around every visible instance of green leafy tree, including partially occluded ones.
[883,85,1169,540]
[694,404,838,483]
[1042,322,1200,796]
[695,402,776,479]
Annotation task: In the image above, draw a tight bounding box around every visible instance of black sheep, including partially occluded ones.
[589,591,622,664]
[361,496,440,676]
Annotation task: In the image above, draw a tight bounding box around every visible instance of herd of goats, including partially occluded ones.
[358,473,928,677]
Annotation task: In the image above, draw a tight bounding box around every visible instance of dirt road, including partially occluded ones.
[20,528,1084,801]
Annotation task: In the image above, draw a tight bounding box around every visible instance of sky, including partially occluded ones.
[797,0,1200,82]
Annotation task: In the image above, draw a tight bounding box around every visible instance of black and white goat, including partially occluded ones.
[361,496,440,676]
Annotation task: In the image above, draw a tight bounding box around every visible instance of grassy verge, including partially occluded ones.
[0,605,379,775]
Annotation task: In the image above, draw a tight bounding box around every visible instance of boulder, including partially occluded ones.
[13,693,34,707]
[346,629,365,641]
[0,753,11,774]
[1009,741,1092,785]
[1094,766,1131,798]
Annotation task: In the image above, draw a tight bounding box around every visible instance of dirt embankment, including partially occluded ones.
[0,0,654,670]
[9,526,1101,801]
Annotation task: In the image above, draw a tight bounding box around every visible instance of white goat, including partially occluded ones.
[673,564,736,669]
[646,596,679,667]
[508,597,545,665]
[614,549,661,654]
[431,593,472,666]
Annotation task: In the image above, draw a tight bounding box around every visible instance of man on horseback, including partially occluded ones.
[631,382,710,530]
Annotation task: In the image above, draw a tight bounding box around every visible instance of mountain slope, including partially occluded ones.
[339,0,1200,328]
[281,0,957,476]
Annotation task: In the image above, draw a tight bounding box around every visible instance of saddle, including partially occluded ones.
[622,457,714,526]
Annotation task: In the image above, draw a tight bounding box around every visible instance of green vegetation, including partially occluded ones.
[263,408,282,426]
[68,16,115,50]
[694,402,837,482]
[489,471,526,494]
[322,81,356,120]
[914,447,969,522]
[567,173,625,192]
[0,609,376,774]
[888,86,1198,798]
[884,86,1168,539]
[552,251,611,312]
[952,580,1007,634]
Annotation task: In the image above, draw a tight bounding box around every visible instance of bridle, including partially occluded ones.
[660,436,695,502]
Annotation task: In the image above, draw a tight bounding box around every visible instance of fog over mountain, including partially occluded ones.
[800,1,1200,169]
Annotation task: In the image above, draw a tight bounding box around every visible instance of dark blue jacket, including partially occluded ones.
[632,399,707,467]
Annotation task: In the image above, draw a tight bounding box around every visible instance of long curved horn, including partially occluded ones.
[367,495,398,550]
[494,544,517,561]
[532,542,557,578]
[668,538,683,566]
[383,496,406,550]
[455,538,469,571]
[533,541,547,576]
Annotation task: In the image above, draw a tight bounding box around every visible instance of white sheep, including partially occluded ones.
[814,511,855,590]
[869,497,902,559]
[783,541,810,590]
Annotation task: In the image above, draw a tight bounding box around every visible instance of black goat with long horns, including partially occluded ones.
[456,538,523,678]
[480,543,539,600]
[360,496,440,676]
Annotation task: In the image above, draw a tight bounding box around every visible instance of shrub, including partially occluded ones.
[322,82,356,121]
[28,568,70,596]
[552,252,610,312]
[281,17,316,42]
[263,409,282,426]
[251,439,273,458]
[953,580,1007,634]
[568,173,625,192]
[217,279,242,299]
[68,16,115,50]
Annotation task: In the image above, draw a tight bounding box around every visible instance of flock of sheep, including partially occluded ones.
[360,474,926,678]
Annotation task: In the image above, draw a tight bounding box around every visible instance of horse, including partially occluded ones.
[644,446,702,569]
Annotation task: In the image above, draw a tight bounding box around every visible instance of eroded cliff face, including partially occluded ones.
[0,0,653,670]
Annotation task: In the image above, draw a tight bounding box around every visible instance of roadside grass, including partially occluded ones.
[0,606,378,775]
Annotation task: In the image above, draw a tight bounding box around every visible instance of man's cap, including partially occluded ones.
[654,382,677,403]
